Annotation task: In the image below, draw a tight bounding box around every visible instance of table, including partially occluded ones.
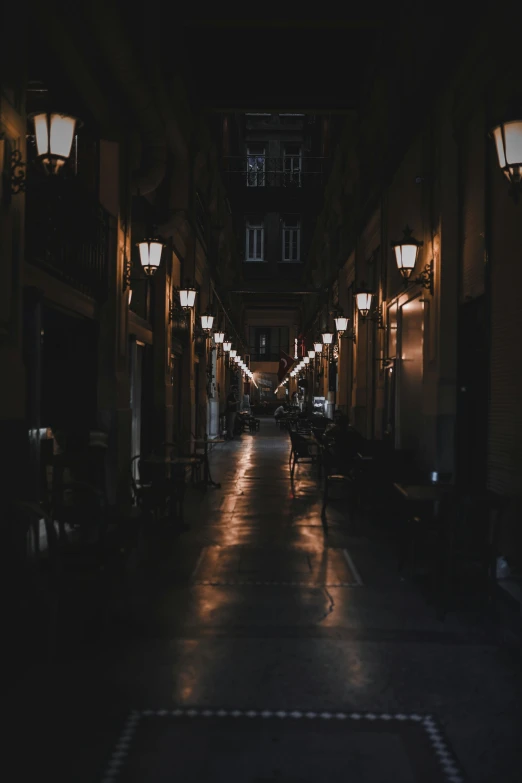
[191,437,225,489]
[143,455,199,523]
[393,482,455,609]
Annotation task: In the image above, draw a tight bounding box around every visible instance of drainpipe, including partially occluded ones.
[85,2,167,196]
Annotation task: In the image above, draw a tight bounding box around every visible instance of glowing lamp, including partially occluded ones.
[355,292,373,318]
[491,119,522,187]
[32,112,78,174]
[179,284,197,309]
[391,226,424,280]
[138,238,164,276]
[334,316,348,335]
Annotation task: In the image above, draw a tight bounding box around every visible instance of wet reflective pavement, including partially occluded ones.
[12,420,522,781]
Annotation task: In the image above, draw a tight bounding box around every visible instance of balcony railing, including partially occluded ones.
[25,174,111,300]
[222,157,326,188]
[249,352,285,362]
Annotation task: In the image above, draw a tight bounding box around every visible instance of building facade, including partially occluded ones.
[296,16,522,567]
[0,1,242,514]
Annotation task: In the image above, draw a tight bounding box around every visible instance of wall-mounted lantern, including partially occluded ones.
[391,226,433,294]
[200,308,214,332]
[334,315,349,337]
[179,281,197,309]
[9,111,80,196]
[391,225,423,280]
[490,119,522,200]
[355,292,373,318]
[33,112,79,174]
[355,290,384,332]
[138,238,165,276]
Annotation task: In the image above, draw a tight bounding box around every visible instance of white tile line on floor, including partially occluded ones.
[102,709,464,783]
[343,547,363,586]
[100,711,140,783]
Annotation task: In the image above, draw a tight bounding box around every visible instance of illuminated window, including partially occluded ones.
[247,144,265,187]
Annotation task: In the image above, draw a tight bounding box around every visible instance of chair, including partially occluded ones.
[130,455,168,520]
[167,439,203,485]
[321,441,359,517]
[52,479,109,548]
[288,430,321,478]
[296,418,312,435]
[248,416,260,433]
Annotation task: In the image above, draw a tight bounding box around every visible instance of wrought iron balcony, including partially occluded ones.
[25,174,111,300]
[249,352,283,362]
[222,156,325,188]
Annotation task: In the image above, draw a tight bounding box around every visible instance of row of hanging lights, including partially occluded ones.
[18,111,522,196]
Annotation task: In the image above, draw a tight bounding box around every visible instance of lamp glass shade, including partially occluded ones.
[334,316,348,332]
[214,331,225,344]
[138,239,163,275]
[223,341,232,352]
[394,243,419,278]
[356,292,373,317]
[179,287,197,308]
[33,112,77,171]
[313,342,322,353]
[303,356,310,364]
[492,120,522,183]
[201,314,214,330]
[229,349,237,357]
[308,350,316,359]
[322,332,333,344]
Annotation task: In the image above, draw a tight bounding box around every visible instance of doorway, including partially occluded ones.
[397,298,424,455]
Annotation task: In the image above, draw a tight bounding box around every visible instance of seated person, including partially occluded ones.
[274,403,287,421]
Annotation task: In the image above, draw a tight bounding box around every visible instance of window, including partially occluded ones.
[282,215,301,262]
[247,144,265,187]
[249,327,289,361]
[283,144,302,187]
[259,333,267,355]
[246,216,265,261]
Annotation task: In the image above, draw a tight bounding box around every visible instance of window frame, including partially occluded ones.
[283,144,302,187]
[246,144,266,187]
[245,216,265,262]
[281,215,301,263]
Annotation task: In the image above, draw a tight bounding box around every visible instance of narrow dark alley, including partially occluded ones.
[14,421,522,782]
